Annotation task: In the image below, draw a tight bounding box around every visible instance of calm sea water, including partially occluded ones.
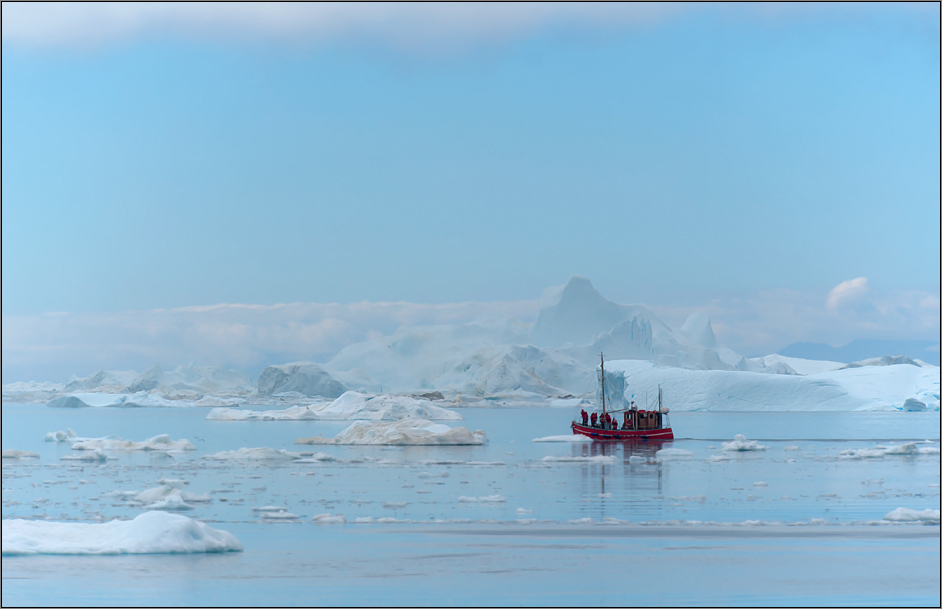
[2,405,939,606]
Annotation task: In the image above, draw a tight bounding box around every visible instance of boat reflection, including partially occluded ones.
[573,438,672,498]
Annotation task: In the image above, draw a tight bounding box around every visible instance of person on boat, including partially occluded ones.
[623,411,631,430]
[581,409,588,426]
[590,412,598,427]
[603,413,610,429]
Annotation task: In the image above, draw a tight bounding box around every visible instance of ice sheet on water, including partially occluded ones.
[721,434,768,451]
[295,419,487,445]
[883,508,941,523]
[655,448,694,461]
[134,479,211,510]
[70,434,196,452]
[206,391,461,422]
[203,447,302,461]
[1,511,243,555]
[60,448,109,462]
[532,435,594,443]
[840,443,940,459]
[311,513,346,524]
[1,449,40,459]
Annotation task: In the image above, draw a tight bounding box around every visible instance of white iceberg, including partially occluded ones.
[44,429,78,443]
[457,495,506,503]
[206,391,462,422]
[883,508,940,523]
[1,511,243,555]
[721,434,768,451]
[311,513,347,524]
[134,479,211,509]
[70,434,196,452]
[655,448,694,461]
[295,419,487,446]
[1,449,40,459]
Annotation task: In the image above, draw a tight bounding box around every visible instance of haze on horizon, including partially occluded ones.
[2,3,939,382]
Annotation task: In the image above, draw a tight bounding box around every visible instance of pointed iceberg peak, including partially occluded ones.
[681,311,717,349]
[530,276,632,347]
[538,275,606,310]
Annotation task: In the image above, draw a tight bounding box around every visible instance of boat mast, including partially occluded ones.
[600,352,606,416]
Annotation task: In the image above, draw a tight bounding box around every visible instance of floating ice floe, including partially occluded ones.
[203,447,302,461]
[707,454,730,463]
[901,398,927,411]
[207,391,462,422]
[1,450,40,459]
[1,511,243,555]
[882,508,941,523]
[60,448,110,462]
[655,448,693,461]
[532,435,594,443]
[458,495,506,503]
[44,429,78,443]
[133,479,211,510]
[721,434,768,451]
[70,434,196,452]
[311,513,346,524]
[295,419,487,446]
[541,455,615,464]
[840,443,939,459]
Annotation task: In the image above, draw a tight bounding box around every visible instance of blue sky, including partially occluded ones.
[1,3,939,380]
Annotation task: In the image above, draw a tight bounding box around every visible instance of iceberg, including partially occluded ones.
[256,362,345,398]
[1,512,243,555]
[295,419,487,445]
[721,435,768,452]
[206,391,462,421]
[2,449,40,459]
[882,507,941,523]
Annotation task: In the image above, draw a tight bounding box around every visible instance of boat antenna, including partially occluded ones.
[600,352,606,416]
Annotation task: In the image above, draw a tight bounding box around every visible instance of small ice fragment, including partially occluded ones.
[753,481,769,487]
[515,507,533,515]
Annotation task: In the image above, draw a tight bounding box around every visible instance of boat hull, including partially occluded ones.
[571,421,674,441]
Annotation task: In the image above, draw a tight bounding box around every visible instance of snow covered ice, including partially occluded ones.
[206,391,463,421]
[1,512,243,555]
[295,419,487,445]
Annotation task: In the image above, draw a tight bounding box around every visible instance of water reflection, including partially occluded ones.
[573,439,672,504]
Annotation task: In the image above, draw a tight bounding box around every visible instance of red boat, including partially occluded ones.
[572,353,674,441]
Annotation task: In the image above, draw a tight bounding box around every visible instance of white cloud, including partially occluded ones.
[0,3,683,51]
[3,285,938,382]
[825,277,870,310]
[3,3,931,52]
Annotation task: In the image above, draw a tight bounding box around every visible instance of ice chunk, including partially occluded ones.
[1,512,243,555]
[721,434,768,451]
[44,429,78,443]
[532,435,594,442]
[134,479,211,508]
[70,434,196,452]
[295,419,486,446]
[457,495,506,503]
[260,510,300,520]
[901,398,927,412]
[311,513,347,524]
[207,391,461,422]
[1,450,40,459]
[655,448,693,461]
[882,508,941,523]
[203,447,302,461]
[61,448,109,462]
